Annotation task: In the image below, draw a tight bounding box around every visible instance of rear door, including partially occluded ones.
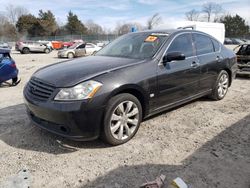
[156,32,200,108]
[193,33,219,92]
[85,43,96,55]
[75,44,86,57]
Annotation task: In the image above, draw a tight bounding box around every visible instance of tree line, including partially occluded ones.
[185,2,250,38]
[0,3,249,41]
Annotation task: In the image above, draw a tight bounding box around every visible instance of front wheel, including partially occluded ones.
[210,70,229,100]
[67,52,74,59]
[102,93,142,145]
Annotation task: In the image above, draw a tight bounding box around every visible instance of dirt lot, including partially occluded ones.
[0,51,249,188]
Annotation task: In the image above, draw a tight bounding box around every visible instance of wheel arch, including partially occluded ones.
[223,68,232,87]
[67,51,75,57]
[105,84,149,118]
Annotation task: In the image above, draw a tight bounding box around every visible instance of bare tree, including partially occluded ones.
[185,9,200,21]
[6,4,28,24]
[147,13,162,29]
[115,22,144,35]
[115,22,133,35]
[86,20,104,34]
[0,13,8,25]
[202,2,222,22]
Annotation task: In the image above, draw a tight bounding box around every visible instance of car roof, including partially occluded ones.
[134,29,178,35]
[130,29,210,36]
[0,48,10,54]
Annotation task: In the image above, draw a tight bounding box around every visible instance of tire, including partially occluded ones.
[102,93,142,145]
[67,52,74,59]
[44,48,50,54]
[22,48,30,54]
[12,77,20,86]
[209,70,229,100]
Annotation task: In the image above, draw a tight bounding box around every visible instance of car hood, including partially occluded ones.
[33,56,145,87]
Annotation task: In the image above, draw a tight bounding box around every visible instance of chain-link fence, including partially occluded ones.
[25,34,119,43]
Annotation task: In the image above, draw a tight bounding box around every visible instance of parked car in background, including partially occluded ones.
[242,39,250,43]
[230,38,245,45]
[234,44,250,76]
[57,42,86,58]
[63,40,84,48]
[224,37,233,45]
[85,43,102,55]
[0,48,20,86]
[24,29,237,145]
[38,40,54,51]
[15,41,51,54]
[0,42,11,49]
[96,41,110,48]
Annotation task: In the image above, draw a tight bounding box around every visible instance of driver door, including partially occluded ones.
[156,33,200,109]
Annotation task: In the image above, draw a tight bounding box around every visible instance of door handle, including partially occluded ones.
[191,61,199,68]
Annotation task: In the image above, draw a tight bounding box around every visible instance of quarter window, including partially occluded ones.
[193,34,214,55]
[212,39,220,52]
[167,33,193,57]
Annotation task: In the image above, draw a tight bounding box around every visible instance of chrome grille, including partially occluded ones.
[26,78,55,101]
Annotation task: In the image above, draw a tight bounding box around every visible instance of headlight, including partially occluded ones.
[54,80,102,101]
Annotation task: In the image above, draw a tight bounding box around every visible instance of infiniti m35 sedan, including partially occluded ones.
[24,29,237,145]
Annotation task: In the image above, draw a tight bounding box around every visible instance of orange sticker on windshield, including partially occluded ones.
[145,35,158,42]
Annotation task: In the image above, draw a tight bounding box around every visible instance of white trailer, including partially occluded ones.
[156,21,225,44]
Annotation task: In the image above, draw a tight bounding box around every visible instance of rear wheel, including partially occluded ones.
[102,93,142,145]
[22,48,30,54]
[67,52,74,59]
[44,48,50,54]
[210,70,229,100]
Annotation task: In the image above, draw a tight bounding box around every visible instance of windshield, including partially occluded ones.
[96,32,169,59]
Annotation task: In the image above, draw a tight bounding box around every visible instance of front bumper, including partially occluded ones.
[24,94,105,141]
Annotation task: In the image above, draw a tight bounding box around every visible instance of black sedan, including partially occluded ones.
[24,29,237,145]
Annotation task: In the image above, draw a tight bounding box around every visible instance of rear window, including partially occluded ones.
[193,33,214,55]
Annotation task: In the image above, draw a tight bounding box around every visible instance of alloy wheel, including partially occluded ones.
[217,73,229,98]
[110,101,139,140]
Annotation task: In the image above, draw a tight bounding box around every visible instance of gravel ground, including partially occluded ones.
[0,51,249,188]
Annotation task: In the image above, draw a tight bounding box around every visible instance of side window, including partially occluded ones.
[212,39,220,52]
[77,44,85,49]
[193,34,214,55]
[167,33,193,57]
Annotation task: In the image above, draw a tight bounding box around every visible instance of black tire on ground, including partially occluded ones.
[22,48,30,54]
[12,77,20,86]
[12,77,18,83]
[102,93,142,145]
[209,70,229,100]
[67,52,74,59]
[44,48,50,54]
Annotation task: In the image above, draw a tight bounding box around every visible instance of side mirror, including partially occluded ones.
[163,52,185,63]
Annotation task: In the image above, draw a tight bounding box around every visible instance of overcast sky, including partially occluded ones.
[0,0,249,29]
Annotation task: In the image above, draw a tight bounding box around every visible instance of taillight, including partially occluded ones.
[10,63,16,68]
